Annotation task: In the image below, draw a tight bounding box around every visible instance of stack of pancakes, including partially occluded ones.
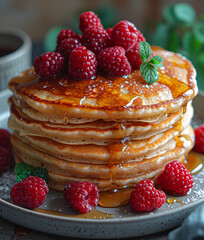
[8,47,198,192]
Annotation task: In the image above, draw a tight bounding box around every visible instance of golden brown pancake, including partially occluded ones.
[8,47,197,191]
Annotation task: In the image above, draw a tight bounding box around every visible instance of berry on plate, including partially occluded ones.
[10,176,49,209]
[82,26,110,54]
[68,46,97,79]
[111,20,138,51]
[64,181,99,213]
[57,38,82,60]
[0,147,11,173]
[56,29,79,50]
[34,52,65,77]
[79,11,103,32]
[0,129,11,151]
[98,46,131,76]
[194,125,204,153]
[157,161,194,196]
[130,179,166,213]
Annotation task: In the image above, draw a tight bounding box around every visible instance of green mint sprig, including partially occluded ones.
[14,162,49,183]
[139,41,164,84]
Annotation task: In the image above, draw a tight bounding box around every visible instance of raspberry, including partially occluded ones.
[0,147,11,173]
[64,181,99,213]
[10,176,49,209]
[136,29,146,43]
[126,42,142,69]
[57,38,82,60]
[34,52,65,77]
[79,11,103,32]
[68,46,97,79]
[0,129,11,151]
[111,20,138,50]
[106,28,113,38]
[130,179,166,213]
[82,26,110,54]
[194,125,204,153]
[98,46,131,76]
[56,29,79,50]
[157,161,194,196]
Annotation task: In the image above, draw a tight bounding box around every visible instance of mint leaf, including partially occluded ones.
[15,162,49,183]
[15,162,33,182]
[139,41,152,62]
[173,3,195,23]
[31,167,49,183]
[140,62,159,84]
[150,56,164,68]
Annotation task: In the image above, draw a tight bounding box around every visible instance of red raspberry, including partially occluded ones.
[106,28,113,38]
[56,29,79,50]
[0,129,11,151]
[79,11,103,32]
[64,181,99,213]
[68,46,97,79]
[130,179,166,213]
[57,38,82,60]
[126,42,142,69]
[136,29,146,43]
[82,26,110,54]
[111,20,138,50]
[10,176,49,209]
[194,125,204,153]
[157,161,194,196]
[98,46,131,76]
[0,147,11,173]
[34,52,65,77]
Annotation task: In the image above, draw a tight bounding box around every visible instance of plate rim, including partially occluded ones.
[1,193,204,224]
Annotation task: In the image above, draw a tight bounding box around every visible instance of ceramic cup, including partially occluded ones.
[0,27,32,91]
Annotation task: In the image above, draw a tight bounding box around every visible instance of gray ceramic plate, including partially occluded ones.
[0,89,204,239]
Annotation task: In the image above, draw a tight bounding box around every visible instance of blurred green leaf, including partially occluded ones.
[168,29,180,52]
[198,14,204,22]
[162,5,177,25]
[44,26,64,52]
[193,22,204,43]
[173,3,196,23]
[152,22,169,48]
[196,65,204,90]
[182,32,202,54]
[197,52,204,67]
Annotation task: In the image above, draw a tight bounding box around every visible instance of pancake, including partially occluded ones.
[8,46,198,192]
[12,126,194,191]
[9,47,197,121]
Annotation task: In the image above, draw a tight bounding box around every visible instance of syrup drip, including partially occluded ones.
[33,208,114,219]
[10,51,194,117]
[184,151,204,175]
[99,187,132,208]
[107,139,129,191]
[167,197,184,206]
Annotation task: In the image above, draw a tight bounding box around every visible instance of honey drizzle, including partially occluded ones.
[10,50,194,118]
[184,151,204,175]
[33,208,114,219]
[167,197,184,206]
[99,187,132,208]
